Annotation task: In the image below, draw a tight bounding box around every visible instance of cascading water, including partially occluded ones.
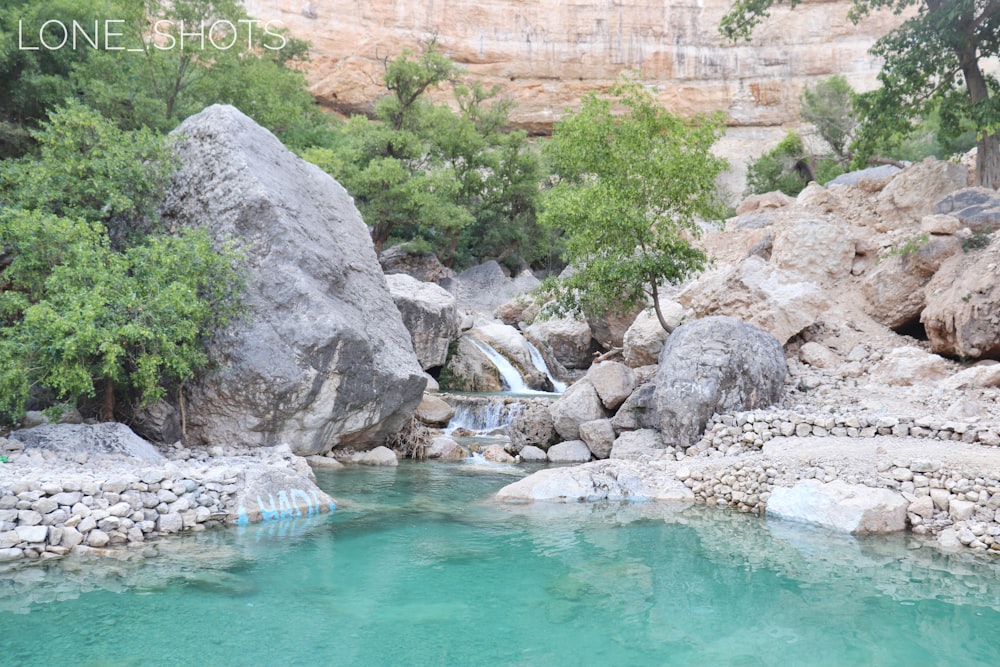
[445,396,525,434]
[525,340,567,393]
[441,334,563,440]
[470,339,531,393]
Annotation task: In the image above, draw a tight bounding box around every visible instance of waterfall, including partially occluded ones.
[526,340,566,393]
[470,339,531,393]
[445,396,525,434]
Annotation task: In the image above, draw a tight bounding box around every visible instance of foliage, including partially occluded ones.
[305,43,550,270]
[0,0,327,152]
[539,80,727,330]
[885,232,930,259]
[801,75,856,162]
[962,228,992,251]
[0,101,172,246]
[720,0,1000,187]
[745,131,811,196]
[0,209,244,423]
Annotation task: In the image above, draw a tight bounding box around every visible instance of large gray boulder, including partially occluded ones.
[385,273,458,371]
[525,317,594,370]
[654,316,786,448]
[159,105,425,455]
[440,261,540,312]
[11,423,164,463]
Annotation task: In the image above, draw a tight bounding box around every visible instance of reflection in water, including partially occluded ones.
[0,463,998,666]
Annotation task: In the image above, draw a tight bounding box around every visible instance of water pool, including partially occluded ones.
[2,461,999,666]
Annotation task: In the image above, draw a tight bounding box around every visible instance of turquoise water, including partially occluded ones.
[2,461,1000,666]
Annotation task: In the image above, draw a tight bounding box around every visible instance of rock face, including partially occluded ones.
[506,400,558,452]
[677,256,830,345]
[922,236,1000,360]
[439,335,504,392]
[875,158,968,229]
[160,105,425,455]
[244,1,903,143]
[861,236,961,329]
[385,273,459,371]
[654,316,786,448]
[770,218,857,285]
[934,188,1000,232]
[440,262,540,313]
[525,317,594,370]
[622,308,675,367]
[379,244,455,282]
[11,424,164,464]
[766,479,908,534]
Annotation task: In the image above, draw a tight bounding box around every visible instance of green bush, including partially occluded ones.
[0,209,244,423]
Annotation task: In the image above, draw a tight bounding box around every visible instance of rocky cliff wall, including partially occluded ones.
[245,0,904,134]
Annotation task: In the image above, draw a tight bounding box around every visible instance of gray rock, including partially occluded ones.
[825,164,901,186]
[518,445,549,462]
[550,380,608,441]
[578,419,616,459]
[610,383,659,432]
[610,429,665,461]
[87,529,110,547]
[585,361,636,410]
[441,261,539,313]
[414,394,455,426]
[425,436,468,460]
[15,525,48,544]
[495,459,694,502]
[231,461,337,524]
[876,158,968,228]
[654,316,786,448]
[305,455,345,469]
[506,400,558,452]
[525,317,594,370]
[354,446,398,467]
[623,309,674,367]
[11,423,164,463]
[386,273,458,371]
[379,244,455,283]
[935,187,1000,232]
[546,440,592,463]
[439,335,504,392]
[766,479,908,534]
[159,105,424,455]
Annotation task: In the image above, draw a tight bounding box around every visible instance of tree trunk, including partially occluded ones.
[650,280,670,332]
[976,133,1000,190]
[956,33,1000,188]
[100,378,115,422]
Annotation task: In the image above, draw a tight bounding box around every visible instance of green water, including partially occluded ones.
[2,461,999,666]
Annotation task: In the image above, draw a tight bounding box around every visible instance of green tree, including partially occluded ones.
[305,42,547,269]
[539,81,727,331]
[0,210,243,423]
[0,101,172,247]
[801,75,856,163]
[745,130,812,196]
[721,0,1000,187]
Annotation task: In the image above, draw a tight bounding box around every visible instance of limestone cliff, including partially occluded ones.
[245,0,903,132]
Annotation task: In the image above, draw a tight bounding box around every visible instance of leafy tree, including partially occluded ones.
[305,43,548,269]
[721,0,1000,187]
[0,101,172,246]
[0,209,243,423]
[0,0,325,150]
[801,75,856,163]
[745,131,812,196]
[539,81,727,331]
